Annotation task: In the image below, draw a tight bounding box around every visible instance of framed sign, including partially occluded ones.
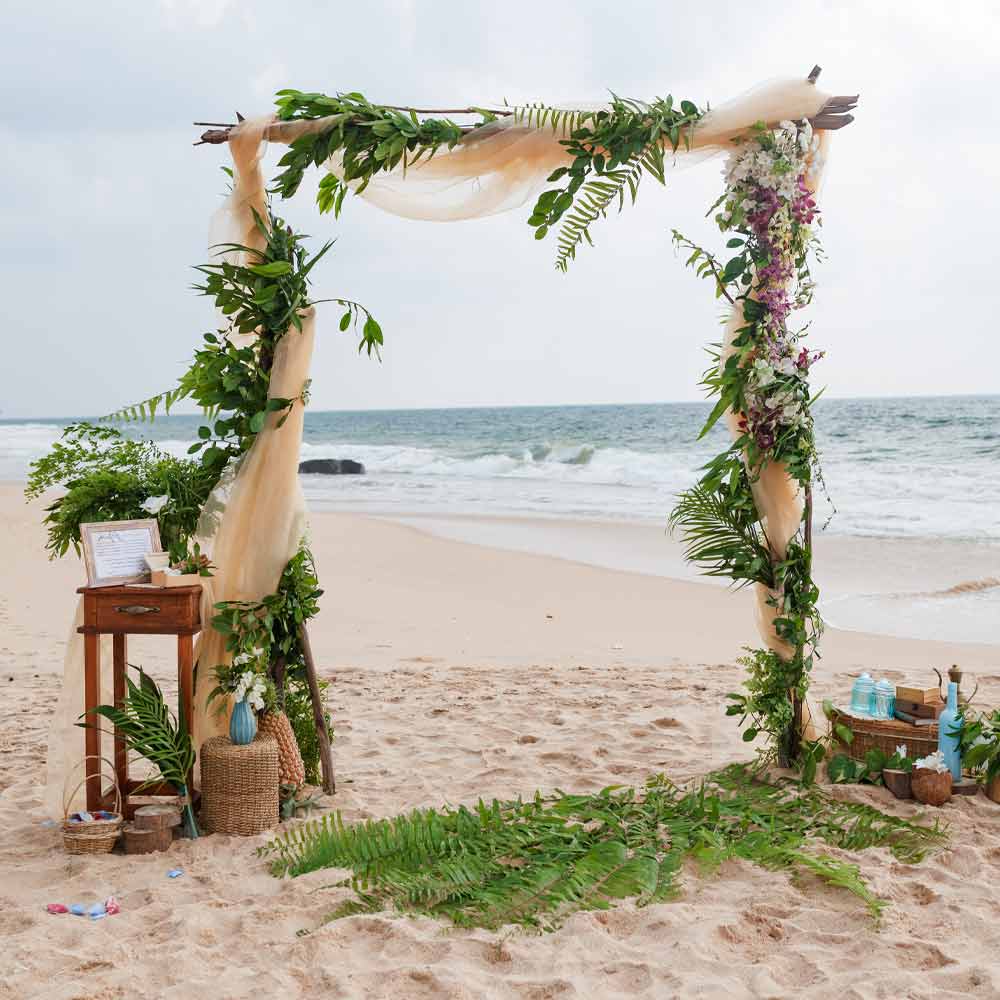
[80,519,163,588]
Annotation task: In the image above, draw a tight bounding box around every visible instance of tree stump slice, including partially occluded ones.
[134,804,181,830]
[123,823,173,854]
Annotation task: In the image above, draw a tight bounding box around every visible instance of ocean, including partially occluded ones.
[3,395,998,642]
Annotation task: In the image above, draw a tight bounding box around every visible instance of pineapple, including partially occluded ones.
[258,710,306,786]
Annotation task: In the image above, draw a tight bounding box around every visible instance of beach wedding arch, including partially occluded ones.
[43,69,858,813]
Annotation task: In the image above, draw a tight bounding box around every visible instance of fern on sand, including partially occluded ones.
[260,764,945,932]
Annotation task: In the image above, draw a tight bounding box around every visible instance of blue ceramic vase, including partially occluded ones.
[229,698,257,746]
[937,681,961,781]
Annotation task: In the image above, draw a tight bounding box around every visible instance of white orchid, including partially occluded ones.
[141,495,169,515]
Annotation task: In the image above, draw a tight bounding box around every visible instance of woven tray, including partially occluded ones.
[200,735,279,836]
[831,707,939,761]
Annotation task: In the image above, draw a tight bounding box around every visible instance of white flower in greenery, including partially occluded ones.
[142,495,169,515]
[751,359,775,387]
[896,744,908,759]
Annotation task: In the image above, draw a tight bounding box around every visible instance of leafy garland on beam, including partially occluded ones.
[266,89,704,270]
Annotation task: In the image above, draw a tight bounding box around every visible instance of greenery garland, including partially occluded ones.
[260,763,945,931]
[670,120,827,769]
[269,89,704,270]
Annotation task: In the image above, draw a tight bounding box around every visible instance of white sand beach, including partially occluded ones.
[2,484,1000,999]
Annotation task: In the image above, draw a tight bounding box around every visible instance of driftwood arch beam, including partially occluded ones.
[194,66,858,146]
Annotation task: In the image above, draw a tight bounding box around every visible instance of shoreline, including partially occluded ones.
[5,479,999,645]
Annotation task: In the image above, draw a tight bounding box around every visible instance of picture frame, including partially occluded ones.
[80,519,163,588]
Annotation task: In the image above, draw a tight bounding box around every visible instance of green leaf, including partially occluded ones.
[247,261,293,277]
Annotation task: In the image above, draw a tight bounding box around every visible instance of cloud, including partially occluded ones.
[2,0,999,417]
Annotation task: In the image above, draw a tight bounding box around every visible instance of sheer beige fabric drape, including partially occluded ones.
[323,78,833,221]
[46,120,314,813]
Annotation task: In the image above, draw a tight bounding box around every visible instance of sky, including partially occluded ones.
[2,0,998,418]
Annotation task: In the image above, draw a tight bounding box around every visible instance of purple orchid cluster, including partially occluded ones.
[717,120,824,463]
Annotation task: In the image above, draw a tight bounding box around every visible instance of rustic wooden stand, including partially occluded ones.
[77,584,202,816]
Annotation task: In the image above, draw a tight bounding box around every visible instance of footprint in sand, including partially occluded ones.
[516,735,539,744]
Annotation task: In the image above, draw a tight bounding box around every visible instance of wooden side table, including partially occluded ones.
[77,584,202,816]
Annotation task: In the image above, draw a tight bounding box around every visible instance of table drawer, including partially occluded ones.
[82,585,202,634]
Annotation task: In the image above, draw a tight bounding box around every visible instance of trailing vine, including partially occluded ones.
[670,120,826,767]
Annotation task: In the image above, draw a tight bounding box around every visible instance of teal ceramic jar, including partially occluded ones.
[229,699,257,746]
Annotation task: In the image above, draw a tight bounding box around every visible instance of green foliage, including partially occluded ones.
[212,546,323,668]
[726,648,804,759]
[79,666,199,836]
[523,95,703,270]
[954,709,1000,782]
[669,470,774,588]
[284,676,335,785]
[24,423,214,559]
[270,88,703,271]
[271,90,473,208]
[828,751,889,787]
[104,209,382,484]
[260,764,945,931]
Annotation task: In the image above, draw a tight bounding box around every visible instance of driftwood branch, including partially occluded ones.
[194,67,859,147]
[299,624,336,795]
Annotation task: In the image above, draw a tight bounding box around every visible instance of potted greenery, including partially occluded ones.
[882,744,914,800]
[152,540,215,587]
[959,709,1000,802]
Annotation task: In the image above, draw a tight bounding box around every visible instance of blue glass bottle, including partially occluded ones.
[229,699,257,745]
[937,681,961,782]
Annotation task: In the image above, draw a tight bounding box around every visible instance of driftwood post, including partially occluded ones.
[299,625,335,794]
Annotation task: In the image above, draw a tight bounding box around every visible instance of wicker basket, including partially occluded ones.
[62,755,123,855]
[830,708,939,762]
[200,735,279,836]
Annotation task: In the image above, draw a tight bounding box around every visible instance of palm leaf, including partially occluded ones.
[669,483,774,587]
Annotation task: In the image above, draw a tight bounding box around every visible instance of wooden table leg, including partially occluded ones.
[177,633,194,790]
[83,632,101,813]
[112,634,128,814]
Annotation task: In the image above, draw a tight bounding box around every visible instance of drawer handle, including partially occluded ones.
[114,605,161,615]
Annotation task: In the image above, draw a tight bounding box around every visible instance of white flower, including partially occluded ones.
[141,495,169,515]
[751,359,775,387]
[913,750,949,773]
[896,744,908,759]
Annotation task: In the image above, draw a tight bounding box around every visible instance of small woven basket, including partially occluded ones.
[62,755,123,855]
[200,735,279,836]
[830,708,939,762]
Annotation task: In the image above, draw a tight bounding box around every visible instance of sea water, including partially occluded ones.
[2,395,998,641]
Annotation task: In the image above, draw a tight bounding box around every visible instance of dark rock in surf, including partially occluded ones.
[298,459,366,475]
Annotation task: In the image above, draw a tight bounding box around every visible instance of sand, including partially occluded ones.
[2,483,1000,999]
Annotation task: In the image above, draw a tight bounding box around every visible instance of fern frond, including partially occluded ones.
[260,763,945,934]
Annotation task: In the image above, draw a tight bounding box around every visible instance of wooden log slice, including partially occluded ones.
[134,804,182,830]
[123,823,173,854]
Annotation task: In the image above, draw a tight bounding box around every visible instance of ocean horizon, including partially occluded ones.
[4,393,999,542]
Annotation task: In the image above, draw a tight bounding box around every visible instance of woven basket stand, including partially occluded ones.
[200,735,280,836]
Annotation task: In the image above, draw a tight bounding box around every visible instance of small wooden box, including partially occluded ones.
[896,685,941,705]
[150,570,202,589]
[78,585,202,635]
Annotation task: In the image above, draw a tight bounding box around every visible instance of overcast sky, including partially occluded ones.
[2,1,998,418]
